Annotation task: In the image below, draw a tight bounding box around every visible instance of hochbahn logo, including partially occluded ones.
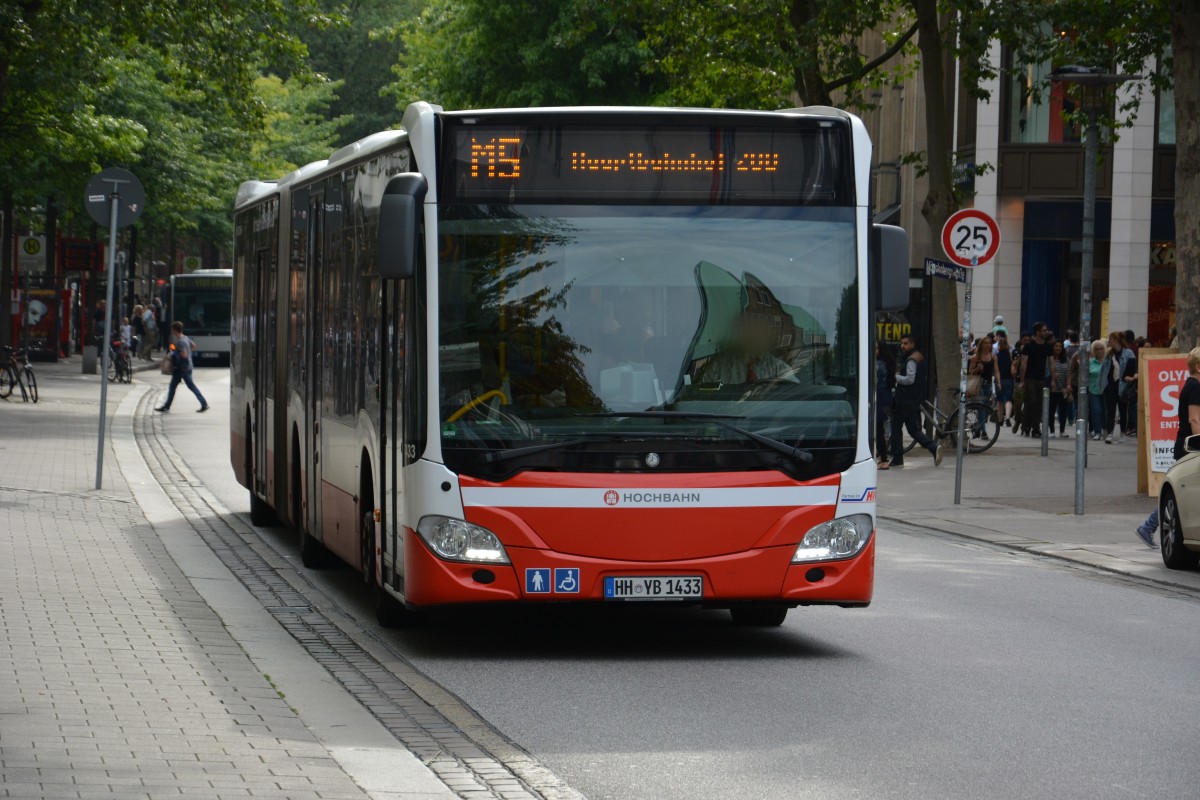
[603,490,703,506]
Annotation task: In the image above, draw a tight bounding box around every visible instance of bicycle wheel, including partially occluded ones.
[949,403,1000,454]
[107,352,117,382]
[0,366,13,399]
[23,367,37,403]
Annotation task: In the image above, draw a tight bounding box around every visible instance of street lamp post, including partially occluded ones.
[1050,66,1140,516]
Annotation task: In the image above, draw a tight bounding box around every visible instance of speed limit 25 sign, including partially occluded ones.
[941,209,1000,268]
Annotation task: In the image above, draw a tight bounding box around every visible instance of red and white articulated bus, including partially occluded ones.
[232,103,909,627]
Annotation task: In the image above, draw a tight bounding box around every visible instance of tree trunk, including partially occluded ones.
[913,0,961,409]
[1173,2,1200,353]
[787,0,835,107]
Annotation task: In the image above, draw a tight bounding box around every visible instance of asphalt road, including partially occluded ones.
[157,369,1200,800]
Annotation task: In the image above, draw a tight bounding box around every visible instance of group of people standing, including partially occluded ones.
[963,316,1143,443]
[874,319,1157,469]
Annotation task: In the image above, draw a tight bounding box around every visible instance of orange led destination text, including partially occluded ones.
[470,137,522,179]
[570,152,780,173]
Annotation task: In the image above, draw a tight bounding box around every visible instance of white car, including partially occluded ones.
[1159,434,1200,570]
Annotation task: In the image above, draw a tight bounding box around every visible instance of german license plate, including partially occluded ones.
[604,575,703,600]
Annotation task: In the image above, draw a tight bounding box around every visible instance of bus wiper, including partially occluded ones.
[482,438,589,464]
[582,411,813,464]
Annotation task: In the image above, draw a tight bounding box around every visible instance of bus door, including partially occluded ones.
[381,280,405,591]
[305,192,324,535]
[253,251,271,498]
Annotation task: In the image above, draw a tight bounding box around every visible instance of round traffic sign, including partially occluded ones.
[84,167,145,229]
[941,208,1000,267]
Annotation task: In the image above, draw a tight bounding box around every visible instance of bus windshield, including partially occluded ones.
[173,279,232,337]
[437,206,859,480]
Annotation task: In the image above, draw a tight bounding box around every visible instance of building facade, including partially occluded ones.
[862,40,1174,347]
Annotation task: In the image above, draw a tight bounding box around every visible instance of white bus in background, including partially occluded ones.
[169,269,232,365]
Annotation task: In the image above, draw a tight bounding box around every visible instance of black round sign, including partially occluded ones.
[85,167,145,229]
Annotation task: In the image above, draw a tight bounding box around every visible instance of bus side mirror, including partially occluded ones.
[378,173,428,280]
[872,224,909,312]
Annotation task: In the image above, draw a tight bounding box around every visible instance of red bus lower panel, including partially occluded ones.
[402,529,874,608]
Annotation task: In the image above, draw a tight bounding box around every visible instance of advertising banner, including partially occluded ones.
[1147,355,1189,473]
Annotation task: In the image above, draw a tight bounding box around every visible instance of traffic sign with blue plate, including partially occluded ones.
[554,568,580,594]
[525,568,551,594]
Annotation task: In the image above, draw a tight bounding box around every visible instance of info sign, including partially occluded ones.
[941,208,1000,268]
[1147,355,1190,473]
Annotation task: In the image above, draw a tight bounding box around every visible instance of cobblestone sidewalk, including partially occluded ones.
[0,370,370,799]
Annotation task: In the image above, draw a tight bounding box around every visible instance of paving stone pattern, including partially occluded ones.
[133,390,573,800]
[0,384,369,799]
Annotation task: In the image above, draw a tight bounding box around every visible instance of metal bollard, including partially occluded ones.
[1041,386,1050,456]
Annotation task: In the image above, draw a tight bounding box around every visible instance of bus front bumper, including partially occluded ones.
[401,531,874,608]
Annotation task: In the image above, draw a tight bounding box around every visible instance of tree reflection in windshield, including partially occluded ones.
[437,207,857,473]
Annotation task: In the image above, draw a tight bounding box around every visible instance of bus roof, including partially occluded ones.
[234,180,277,210]
[438,105,855,123]
[327,129,408,170]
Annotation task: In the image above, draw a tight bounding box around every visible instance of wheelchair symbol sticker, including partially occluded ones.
[554,568,580,594]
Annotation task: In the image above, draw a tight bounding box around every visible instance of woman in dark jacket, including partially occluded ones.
[876,340,896,469]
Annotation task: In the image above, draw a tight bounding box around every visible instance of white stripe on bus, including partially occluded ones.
[460,486,839,509]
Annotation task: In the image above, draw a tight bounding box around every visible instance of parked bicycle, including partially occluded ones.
[885,395,999,457]
[0,346,39,403]
[108,339,133,384]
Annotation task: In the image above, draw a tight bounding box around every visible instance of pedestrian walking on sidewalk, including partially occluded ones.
[875,340,895,469]
[1136,347,1200,547]
[889,334,942,468]
[156,321,209,413]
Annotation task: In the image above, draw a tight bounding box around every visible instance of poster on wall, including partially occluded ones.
[1147,355,1190,473]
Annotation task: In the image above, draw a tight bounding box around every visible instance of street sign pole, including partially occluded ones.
[85,167,145,491]
[95,193,121,489]
[938,208,999,506]
[954,270,971,505]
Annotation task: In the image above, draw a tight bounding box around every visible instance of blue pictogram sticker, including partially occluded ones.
[525,568,551,594]
[554,568,580,594]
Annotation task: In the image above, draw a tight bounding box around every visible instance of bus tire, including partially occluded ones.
[246,421,277,527]
[730,605,789,627]
[249,489,275,526]
[293,431,326,568]
[360,462,409,628]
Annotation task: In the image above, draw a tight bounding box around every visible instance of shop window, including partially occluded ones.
[1006,57,1082,144]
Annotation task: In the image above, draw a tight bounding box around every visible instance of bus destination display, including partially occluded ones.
[445,122,849,205]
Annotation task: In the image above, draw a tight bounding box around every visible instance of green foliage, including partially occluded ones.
[302,0,421,145]
[644,0,916,110]
[387,0,662,110]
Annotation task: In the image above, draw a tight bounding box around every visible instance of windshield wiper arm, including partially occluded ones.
[482,438,589,464]
[582,411,813,464]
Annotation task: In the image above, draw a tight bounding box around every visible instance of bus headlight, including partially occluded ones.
[792,515,873,562]
[417,516,510,564]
